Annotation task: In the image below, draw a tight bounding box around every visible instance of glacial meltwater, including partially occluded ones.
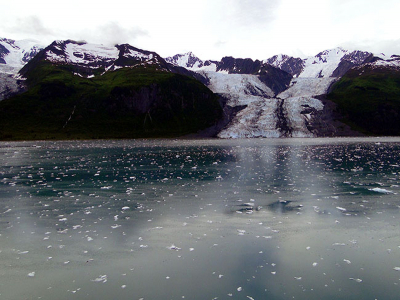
[1,138,400,300]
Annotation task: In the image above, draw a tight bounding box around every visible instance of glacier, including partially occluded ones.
[0,38,44,100]
[165,46,397,138]
[167,50,350,138]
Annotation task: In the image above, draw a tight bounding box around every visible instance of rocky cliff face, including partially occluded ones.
[265,54,305,77]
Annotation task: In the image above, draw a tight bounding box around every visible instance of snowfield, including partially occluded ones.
[47,42,119,66]
[278,77,337,99]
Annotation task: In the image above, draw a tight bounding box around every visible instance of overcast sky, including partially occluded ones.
[2,0,400,60]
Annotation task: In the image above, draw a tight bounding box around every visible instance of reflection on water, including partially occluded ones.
[1,138,400,300]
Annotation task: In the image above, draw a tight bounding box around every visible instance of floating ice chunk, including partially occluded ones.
[344,259,351,264]
[18,250,29,254]
[336,207,347,212]
[121,285,127,289]
[28,272,35,277]
[189,248,195,251]
[294,277,302,280]
[369,188,394,194]
[333,243,346,246]
[394,267,400,271]
[237,287,242,292]
[92,275,107,283]
[349,278,363,283]
[59,218,68,222]
[237,230,246,235]
[313,262,318,267]
[121,206,130,210]
[101,186,112,190]
[87,237,93,241]
[167,244,181,251]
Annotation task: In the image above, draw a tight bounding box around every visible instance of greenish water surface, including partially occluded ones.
[1,138,399,300]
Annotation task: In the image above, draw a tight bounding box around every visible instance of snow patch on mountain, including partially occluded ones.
[47,41,119,66]
[374,60,400,68]
[124,49,154,60]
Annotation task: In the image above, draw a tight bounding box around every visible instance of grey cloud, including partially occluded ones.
[88,22,148,46]
[205,0,280,29]
[214,40,227,48]
[340,39,400,56]
[5,15,55,37]
[231,0,280,26]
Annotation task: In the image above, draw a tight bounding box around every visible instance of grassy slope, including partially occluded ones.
[327,66,400,135]
[0,62,222,140]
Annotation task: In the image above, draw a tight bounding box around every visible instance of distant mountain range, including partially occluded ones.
[1,37,400,140]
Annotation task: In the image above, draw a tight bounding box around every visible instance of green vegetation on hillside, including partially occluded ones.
[328,66,400,135]
[0,62,222,140]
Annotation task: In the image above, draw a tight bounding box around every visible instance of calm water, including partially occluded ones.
[0,138,400,300]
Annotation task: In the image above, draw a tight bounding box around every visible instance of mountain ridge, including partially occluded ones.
[1,37,400,139]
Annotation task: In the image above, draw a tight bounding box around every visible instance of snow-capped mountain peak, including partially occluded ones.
[264,54,304,77]
[29,40,171,77]
[45,40,119,66]
[166,52,218,71]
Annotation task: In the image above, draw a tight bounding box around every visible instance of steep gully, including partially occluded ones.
[275,98,292,137]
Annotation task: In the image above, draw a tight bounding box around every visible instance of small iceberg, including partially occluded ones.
[167,244,181,251]
[92,275,108,283]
